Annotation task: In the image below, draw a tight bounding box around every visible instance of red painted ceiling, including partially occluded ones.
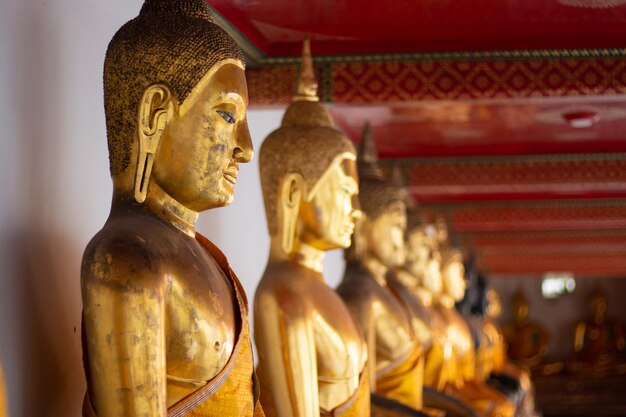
[211,0,626,277]
[209,0,626,55]
[331,97,626,158]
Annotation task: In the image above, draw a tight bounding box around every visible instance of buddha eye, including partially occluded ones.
[216,109,236,124]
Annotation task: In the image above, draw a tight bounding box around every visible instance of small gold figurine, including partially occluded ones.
[255,39,369,417]
[502,291,549,371]
[337,124,424,411]
[80,1,262,416]
[481,289,535,417]
[570,290,626,374]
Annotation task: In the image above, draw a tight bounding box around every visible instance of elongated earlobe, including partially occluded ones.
[134,84,173,203]
[280,173,303,255]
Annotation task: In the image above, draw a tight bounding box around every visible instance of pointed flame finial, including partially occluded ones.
[293,38,319,102]
[358,122,384,180]
[359,122,378,164]
[390,165,404,187]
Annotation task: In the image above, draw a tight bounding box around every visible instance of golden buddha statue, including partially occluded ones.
[570,290,626,374]
[337,124,424,411]
[390,210,434,360]
[0,363,7,417]
[435,248,515,417]
[254,40,369,417]
[390,211,487,417]
[80,1,262,416]
[481,289,535,417]
[501,291,549,371]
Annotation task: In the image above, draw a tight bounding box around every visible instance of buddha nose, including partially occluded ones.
[234,117,253,163]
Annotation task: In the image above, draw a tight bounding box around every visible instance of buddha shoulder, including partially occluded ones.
[81,212,183,290]
[337,264,378,301]
[256,262,317,313]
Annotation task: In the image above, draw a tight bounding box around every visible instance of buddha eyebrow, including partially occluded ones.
[208,92,245,109]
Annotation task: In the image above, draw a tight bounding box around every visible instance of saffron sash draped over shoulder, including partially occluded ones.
[82,233,264,417]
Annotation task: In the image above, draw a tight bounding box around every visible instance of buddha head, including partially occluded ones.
[423,250,443,296]
[485,288,502,319]
[104,0,252,211]
[351,123,407,268]
[441,247,466,302]
[435,215,449,250]
[588,290,608,324]
[404,209,431,279]
[259,40,359,257]
[511,291,530,325]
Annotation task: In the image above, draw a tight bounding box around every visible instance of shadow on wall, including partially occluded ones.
[14,230,85,417]
[4,1,87,416]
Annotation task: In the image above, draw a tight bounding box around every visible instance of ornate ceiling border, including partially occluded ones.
[210,6,626,65]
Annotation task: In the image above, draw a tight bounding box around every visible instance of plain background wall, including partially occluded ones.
[0,1,347,416]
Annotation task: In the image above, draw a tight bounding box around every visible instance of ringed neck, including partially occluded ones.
[593,312,606,325]
[292,240,326,274]
[515,316,529,327]
[112,180,198,238]
[362,254,388,287]
[395,268,417,291]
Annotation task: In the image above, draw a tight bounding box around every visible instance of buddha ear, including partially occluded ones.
[279,173,304,255]
[134,83,174,203]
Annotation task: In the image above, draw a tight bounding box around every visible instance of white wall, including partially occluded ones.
[0,1,347,416]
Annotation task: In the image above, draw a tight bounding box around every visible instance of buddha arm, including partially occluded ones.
[574,322,586,353]
[256,293,319,417]
[348,301,377,390]
[82,250,167,417]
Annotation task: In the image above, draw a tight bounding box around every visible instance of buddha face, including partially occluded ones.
[423,254,443,295]
[435,217,449,246]
[153,61,252,211]
[442,260,466,302]
[513,297,529,323]
[486,289,502,319]
[367,200,407,268]
[299,157,360,250]
[589,293,607,323]
[406,227,430,277]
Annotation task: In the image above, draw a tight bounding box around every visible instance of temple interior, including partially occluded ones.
[1,1,626,417]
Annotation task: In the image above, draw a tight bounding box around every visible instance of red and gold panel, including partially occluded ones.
[246,58,626,106]
[422,203,626,275]
[480,252,626,276]
[422,201,626,233]
[385,154,626,202]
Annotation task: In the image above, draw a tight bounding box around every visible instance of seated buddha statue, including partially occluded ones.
[570,290,626,374]
[254,40,369,417]
[481,289,535,417]
[337,124,424,411]
[435,248,516,417]
[80,1,263,416]
[501,291,549,372]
